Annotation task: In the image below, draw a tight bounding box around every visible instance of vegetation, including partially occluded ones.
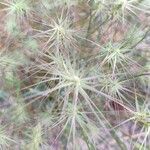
[0,0,149,149]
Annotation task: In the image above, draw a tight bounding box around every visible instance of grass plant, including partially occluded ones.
[0,0,149,149]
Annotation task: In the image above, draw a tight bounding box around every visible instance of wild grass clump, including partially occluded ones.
[0,0,149,149]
